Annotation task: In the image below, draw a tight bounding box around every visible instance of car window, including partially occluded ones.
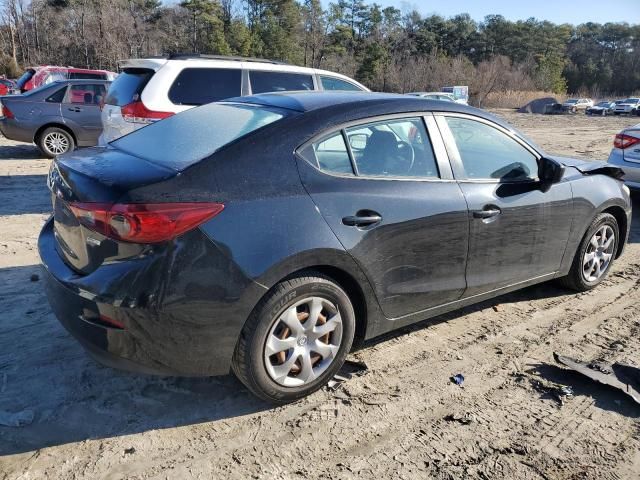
[66,84,108,105]
[45,86,67,103]
[346,118,439,178]
[249,71,314,94]
[320,76,362,91]
[445,116,538,181]
[169,68,242,106]
[104,68,154,106]
[312,132,354,175]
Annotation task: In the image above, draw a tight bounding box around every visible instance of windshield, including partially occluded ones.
[111,102,290,170]
[565,99,578,104]
[596,102,611,106]
[623,98,640,103]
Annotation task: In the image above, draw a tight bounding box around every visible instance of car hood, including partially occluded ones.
[547,155,624,180]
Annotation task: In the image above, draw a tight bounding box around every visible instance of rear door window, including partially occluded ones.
[66,84,107,105]
[311,132,354,175]
[69,72,106,80]
[104,68,154,106]
[249,71,314,94]
[168,68,241,106]
[320,76,362,91]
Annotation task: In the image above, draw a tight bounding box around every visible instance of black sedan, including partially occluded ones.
[39,92,631,403]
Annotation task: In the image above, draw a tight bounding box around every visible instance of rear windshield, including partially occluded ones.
[168,68,242,106]
[104,68,154,106]
[111,102,289,170]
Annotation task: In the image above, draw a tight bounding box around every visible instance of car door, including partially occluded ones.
[435,113,573,297]
[297,114,469,319]
[61,83,107,144]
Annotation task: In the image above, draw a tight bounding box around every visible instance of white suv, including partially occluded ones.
[100,54,368,142]
[613,98,640,116]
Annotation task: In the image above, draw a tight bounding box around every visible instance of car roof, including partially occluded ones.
[229,91,479,115]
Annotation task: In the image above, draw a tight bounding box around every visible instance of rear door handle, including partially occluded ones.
[473,208,501,219]
[68,107,81,112]
[342,213,382,227]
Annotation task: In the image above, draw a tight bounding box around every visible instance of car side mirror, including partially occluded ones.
[539,157,565,192]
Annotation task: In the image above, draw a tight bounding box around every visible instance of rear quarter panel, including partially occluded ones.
[559,169,631,274]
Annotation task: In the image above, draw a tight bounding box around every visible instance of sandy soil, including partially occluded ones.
[1,111,640,479]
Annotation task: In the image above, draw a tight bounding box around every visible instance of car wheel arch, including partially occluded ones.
[34,123,77,145]
[601,205,628,258]
[252,252,382,344]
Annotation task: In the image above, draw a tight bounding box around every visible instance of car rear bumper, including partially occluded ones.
[0,118,34,143]
[608,149,640,188]
[38,217,266,377]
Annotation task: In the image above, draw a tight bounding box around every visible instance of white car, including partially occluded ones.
[100,54,369,143]
[608,123,640,189]
[562,98,594,112]
[407,92,456,102]
[613,98,640,116]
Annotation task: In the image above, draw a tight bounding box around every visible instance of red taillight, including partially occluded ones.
[614,133,640,149]
[2,104,14,119]
[120,100,173,124]
[68,202,224,243]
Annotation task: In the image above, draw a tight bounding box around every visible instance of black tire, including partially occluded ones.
[37,126,75,158]
[232,272,356,404]
[558,213,619,292]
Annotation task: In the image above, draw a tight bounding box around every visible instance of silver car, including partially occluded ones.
[613,98,640,116]
[608,123,640,188]
[0,79,110,157]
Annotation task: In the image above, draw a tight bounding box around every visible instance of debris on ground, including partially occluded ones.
[328,359,368,390]
[124,447,136,455]
[443,412,475,425]
[0,408,34,427]
[450,373,465,386]
[554,352,640,404]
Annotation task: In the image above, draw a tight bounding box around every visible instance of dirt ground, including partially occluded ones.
[1,110,640,480]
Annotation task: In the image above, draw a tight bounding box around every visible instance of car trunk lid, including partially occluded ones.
[48,146,177,273]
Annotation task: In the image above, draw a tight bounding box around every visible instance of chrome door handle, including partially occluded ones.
[342,214,382,227]
[473,208,501,219]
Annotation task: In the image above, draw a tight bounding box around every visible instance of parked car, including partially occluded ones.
[40,92,630,403]
[0,78,16,96]
[562,98,594,112]
[613,98,640,116]
[15,66,116,93]
[586,100,616,116]
[608,123,640,189]
[406,92,455,102]
[100,54,369,143]
[0,79,110,157]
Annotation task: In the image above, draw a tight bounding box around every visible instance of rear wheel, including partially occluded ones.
[558,213,618,291]
[37,127,75,158]
[232,272,355,404]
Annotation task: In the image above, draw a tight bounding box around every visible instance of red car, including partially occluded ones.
[0,78,15,95]
[15,66,116,93]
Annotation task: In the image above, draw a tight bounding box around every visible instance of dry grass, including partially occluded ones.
[482,90,568,109]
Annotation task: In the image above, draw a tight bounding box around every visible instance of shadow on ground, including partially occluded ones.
[0,174,49,215]
[0,144,45,160]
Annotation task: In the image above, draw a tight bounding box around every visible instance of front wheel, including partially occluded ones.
[232,272,355,404]
[37,127,75,158]
[558,213,618,291]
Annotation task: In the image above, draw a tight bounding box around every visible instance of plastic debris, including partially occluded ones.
[450,373,465,386]
[554,352,640,405]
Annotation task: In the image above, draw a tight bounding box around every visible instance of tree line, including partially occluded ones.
[0,0,638,104]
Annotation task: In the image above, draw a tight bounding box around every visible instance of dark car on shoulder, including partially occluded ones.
[39,92,631,403]
[0,79,110,157]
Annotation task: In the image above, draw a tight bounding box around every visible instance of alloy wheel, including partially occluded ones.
[582,225,615,282]
[264,296,343,387]
[44,132,70,155]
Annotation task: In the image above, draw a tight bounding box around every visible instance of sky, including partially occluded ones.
[325,0,640,25]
